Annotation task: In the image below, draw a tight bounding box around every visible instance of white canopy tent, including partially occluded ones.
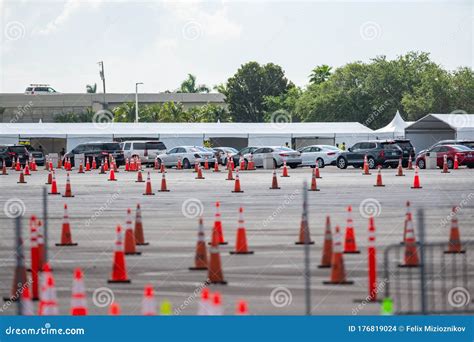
[375,110,413,138]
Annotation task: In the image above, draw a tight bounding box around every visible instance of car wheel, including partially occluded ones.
[417,159,426,169]
[337,157,347,169]
[367,157,376,169]
[289,164,298,169]
[183,159,191,169]
[222,157,227,166]
[447,158,454,169]
[316,158,325,168]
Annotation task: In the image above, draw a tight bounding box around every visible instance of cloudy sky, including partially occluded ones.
[0,0,472,93]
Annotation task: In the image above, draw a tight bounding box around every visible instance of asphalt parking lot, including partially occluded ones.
[0,165,473,315]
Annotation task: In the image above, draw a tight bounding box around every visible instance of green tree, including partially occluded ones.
[54,108,95,122]
[224,62,291,122]
[178,74,210,93]
[86,83,97,93]
[263,86,302,122]
[449,67,474,113]
[309,65,332,85]
[112,102,136,122]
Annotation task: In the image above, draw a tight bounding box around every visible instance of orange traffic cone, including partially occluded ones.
[189,217,208,270]
[401,201,412,244]
[17,170,27,184]
[134,204,148,246]
[109,302,121,315]
[159,172,170,192]
[226,167,234,180]
[374,166,385,187]
[295,197,314,245]
[103,158,109,172]
[454,155,459,169]
[154,158,159,170]
[85,158,91,171]
[236,300,249,315]
[398,215,419,267]
[314,163,322,178]
[125,158,130,171]
[70,268,88,315]
[29,216,40,300]
[407,155,413,170]
[232,169,244,193]
[323,226,354,285]
[362,155,371,175]
[204,157,210,170]
[177,157,182,170]
[15,157,21,171]
[195,165,205,179]
[62,172,75,197]
[108,168,117,181]
[78,162,84,174]
[92,157,97,170]
[24,163,31,176]
[197,288,211,315]
[143,172,155,195]
[136,170,144,182]
[318,216,333,268]
[194,161,199,173]
[308,167,320,191]
[230,158,235,171]
[239,156,246,170]
[108,225,131,283]
[247,155,255,170]
[21,285,34,315]
[39,265,59,315]
[1,164,8,175]
[49,172,60,195]
[281,161,289,177]
[11,157,16,170]
[441,154,450,173]
[208,243,227,285]
[230,207,254,254]
[160,163,165,173]
[124,208,141,255]
[269,169,280,189]
[343,206,360,254]
[411,166,422,189]
[396,158,405,176]
[142,285,156,315]
[55,204,77,246]
[209,202,227,245]
[444,207,465,254]
[213,160,220,172]
[37,220,45,271]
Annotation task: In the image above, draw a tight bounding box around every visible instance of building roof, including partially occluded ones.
[405,113,474,131]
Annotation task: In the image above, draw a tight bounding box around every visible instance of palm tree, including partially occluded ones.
[178,74,210,93]
[309,65,332,85]
[86,83,97,93]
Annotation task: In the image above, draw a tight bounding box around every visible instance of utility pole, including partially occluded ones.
[98,61,107,108]
[135,82,143,123]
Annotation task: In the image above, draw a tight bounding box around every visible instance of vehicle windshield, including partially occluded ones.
[146,142,166,150]
[452,145,472,151]
[10,146,27,153]
[102,143,121,151]
[275,147,294,152]
[394,141,412,149]
[194,147,209,152]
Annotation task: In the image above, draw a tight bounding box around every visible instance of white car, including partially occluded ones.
[252,146,302,168]
[299,145,341,168]
[25,84,59,95]
[121,140,167,165]
[157,146,217,169]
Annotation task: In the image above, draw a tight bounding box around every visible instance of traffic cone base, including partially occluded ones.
[317,264,331,269]
[295,241,314,245]
[208,242,228,245]
[398,264,419,268]
[373,185,385,187]
[444,250,465,254]
[158,189,170,192]
[229,250,254,255]
[55,242,78,246]
[189,266,208,270]
[107,279,131,283]
[308,188,320,191]
[137,242,149,246]
[323,280,354,285]
[125,251,142,256]
[343,250,361,254]
[232,190,244,193]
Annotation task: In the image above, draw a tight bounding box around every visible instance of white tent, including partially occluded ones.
[376,110,413,138]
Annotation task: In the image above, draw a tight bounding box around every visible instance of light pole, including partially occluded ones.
[135,82,143,123]
[98,61,107,107]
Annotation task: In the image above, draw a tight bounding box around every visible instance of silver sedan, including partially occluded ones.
[157,146,217,169]
[252,146,302,168]
[299,145,341,168]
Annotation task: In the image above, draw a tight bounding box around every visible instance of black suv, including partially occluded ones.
[392,139,415,167]
[336,141,403,169]
[0,145,29,167]
[63,142,125,167]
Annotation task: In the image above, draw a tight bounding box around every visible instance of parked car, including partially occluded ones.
[24,84,59,95]
[156,146,217,169]
[25,145,45,166]
[391,139,415,167]
[299,145,341,168]
[226,146,261,166]
[0,145,29,167]
[415,145,474,169]
[336,141,403,169]
[418,140,474,157]
[63,142,125,167]
[252,146,302,168]
[211,147,239,165]
[121,141,167,166]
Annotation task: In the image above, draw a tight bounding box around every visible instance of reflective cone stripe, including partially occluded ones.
[209,202,227,245]
[49,172,60,194]
[396,158,405,176]
[141,285,156,316]
[226,167,234,180]
[134,204,148,246]
[21,286,34,315]
[362,155,371,175]
[159,172,170,192]
[309,168,320,191]
[269,169,280,189]
[213,160,220,172]
[30,216,40,300]
[204,157,209,170]
[124,209,141,255]
[143,172,155,195]
[39,265,59,315]
[315,163,321,178]
[295,199,314,245]
[108,225,131,283]
[198,288,211,315]
[281,161,289,177]
[411,166,422,189]
[208,245,227,285]
[247,155,255,170]
[343,206,360,253]
[445,207,465,254]
[71,268,88,315]
[189,217,208,270]
[56,204,77,246]
[195,166,205,179]
[239,156,245,170]
[17,171,26,183]
[136,170,144,182]
[442,154,450,173]
[374,166,385,187]
[62,173,75,197]
[318,216,333,268]
[177,157,182,170]
[367,216,378,301]
[109,302,121,315]
[399,215,419,267]
[232,170,243,193]
[454,155,459,169]
[230,207,253,254]
[323,226,353,285]
[235,300,249,315]
[211,292,224,315]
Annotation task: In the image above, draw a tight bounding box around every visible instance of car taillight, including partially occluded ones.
[194,154,201,158]
[327,152,336,156]
[8,152,15,156]
[101,152,108,155]
[379,150,385,158]
[279,153,289,157]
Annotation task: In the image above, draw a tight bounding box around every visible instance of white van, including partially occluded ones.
[121,141,167,165]
[25,84,59,95]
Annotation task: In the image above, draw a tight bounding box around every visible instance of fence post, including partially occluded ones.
[417,208,427,314]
